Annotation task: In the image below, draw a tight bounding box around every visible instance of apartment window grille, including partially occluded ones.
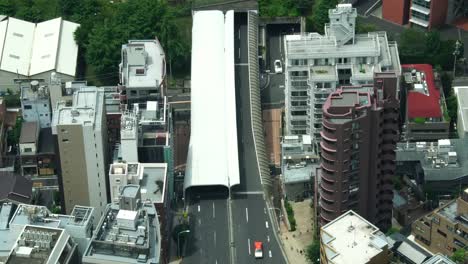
[412,0,430,9]
[411,10,429,21]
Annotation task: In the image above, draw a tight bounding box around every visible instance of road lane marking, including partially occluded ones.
[264,208,266,214]
[198,205,200,212]
[248,238,251,255]
[198,219,201,226]
[214,231,217,246]
[238,48,241,59]
[238,28,240,39]
[269,250,272,258]
[265,221,269,229]
[267,235,270,242]
[245,208,249,223]
[213,202,215,218]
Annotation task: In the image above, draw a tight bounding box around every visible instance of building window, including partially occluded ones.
[24,148,32,152]
[43,104,47,107]
[412,0,430,9]
[24,105,32,109]
[116,178,121,184]
[62,139,69,143]
[136,68,145,75]
[411,10,429,21]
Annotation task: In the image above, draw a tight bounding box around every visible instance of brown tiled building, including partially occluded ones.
[319,73,399,231]
[412,188,468,256]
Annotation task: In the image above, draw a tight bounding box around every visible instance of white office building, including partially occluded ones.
[284,4,401,147]
[52,88,108,221]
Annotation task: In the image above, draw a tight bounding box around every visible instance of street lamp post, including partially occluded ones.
[453,40,462,77]
[177,230,190,257]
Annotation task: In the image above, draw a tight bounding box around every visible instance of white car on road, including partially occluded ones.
[274,60,282,74]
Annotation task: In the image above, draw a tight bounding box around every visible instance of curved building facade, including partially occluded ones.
[319,72,399,232]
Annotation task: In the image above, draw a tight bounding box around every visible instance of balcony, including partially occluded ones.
[321,148,336,162]
[320,199,338,214]
[310,65,337,82]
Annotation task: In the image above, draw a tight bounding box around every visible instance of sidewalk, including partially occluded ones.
[278,200,314,264]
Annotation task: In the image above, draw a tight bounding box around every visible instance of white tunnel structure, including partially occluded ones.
[184,10,240,191]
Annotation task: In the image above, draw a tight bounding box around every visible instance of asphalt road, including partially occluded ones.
[182,12,286,264]
[183,189,230,264]
[232,12,286,264]
[261,24,299,108]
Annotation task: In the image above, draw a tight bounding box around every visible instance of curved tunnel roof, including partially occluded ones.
[184,10,240,191]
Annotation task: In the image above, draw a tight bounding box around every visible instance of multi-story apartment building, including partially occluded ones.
[52,88,108,220]
[319,73,399,231]
[383,0,467,30]
[284,4,400,149]
[21,81,51,128]
[119,39,166,107]
[412,188,468,256]
[320,210,391,264]
[454,86,468,139]
[401,64,450,141]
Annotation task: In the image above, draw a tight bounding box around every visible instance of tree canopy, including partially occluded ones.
[306,240,320,263]
[259,0,314,17]
[308,0,338,33]
[399,29,456,70]
[0,0,191,84]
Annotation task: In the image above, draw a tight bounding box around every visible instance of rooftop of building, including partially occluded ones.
[0,173,32,204]
[323,89,371,122]
[422,254,457,264]
[396,138,468,181]
[121,39,166,89]
[83,192,160,263]
[454,86,468,133]
[19,121,39,144]
[0,17,79,76]
[21,83,49,101]
[430,192,468,227]
[387,233,433,264]
[10,204,94,229]
[402,64,442,119]
[52,88,103,129]
[109,162,167,204]
[282,135,318,183]
[0,204,93,263]
[5,225,67,264]
[285,4,400,78]
[321,210,388,264]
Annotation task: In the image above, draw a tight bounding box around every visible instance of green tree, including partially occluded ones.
[306,240,320,263]
[398,29,427,63]
[308,0,338,33]
[84,0,190,84]
[385,227,400,236]
[446,94,458,123]
[451,248,467,264]
[355,17,377,34]
[0,0,16,16]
